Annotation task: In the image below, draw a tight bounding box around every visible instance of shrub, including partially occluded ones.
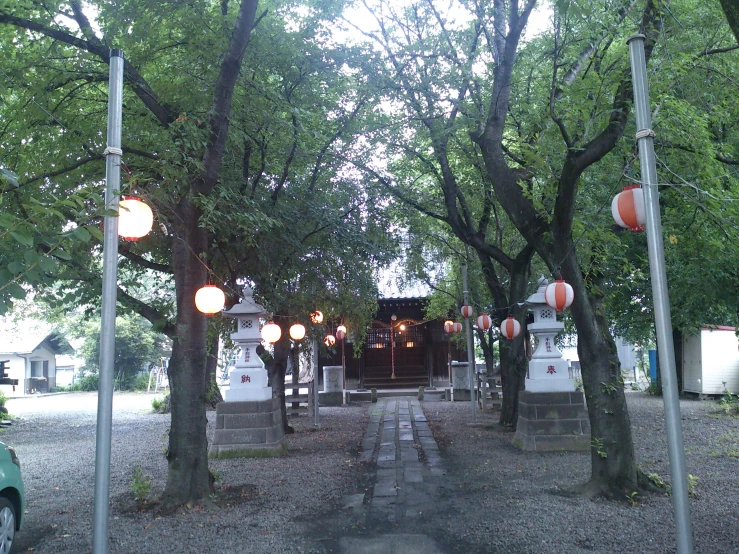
[152,394,169,413]
[0,391,8,408]
[74,373,99,391]
[132,374,151,391]
[130,466,152,503]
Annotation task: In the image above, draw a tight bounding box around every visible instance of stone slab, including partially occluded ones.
[215,398,279,414]
[218,411,281,429]
[319,391,343,406]
[208,437,287,458]
[223,387,272,402]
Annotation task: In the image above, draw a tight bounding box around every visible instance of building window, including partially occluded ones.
[31,361,43,377]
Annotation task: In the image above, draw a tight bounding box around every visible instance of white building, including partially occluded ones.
[682,326,739,395]
[0,333,70,396]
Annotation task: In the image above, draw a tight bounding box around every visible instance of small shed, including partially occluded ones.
[0,332,70,395]
[682,327,739,395]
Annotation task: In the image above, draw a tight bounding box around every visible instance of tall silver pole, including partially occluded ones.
[313,334,319,427]
[93,49,124,554]
[462,265,476,422]
[628,34,694,554]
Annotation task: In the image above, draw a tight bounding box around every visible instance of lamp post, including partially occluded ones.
[310,310,323,427]
[336,324,347,403]
[461,264,476,423]
[93,49,124,554]
[289,323,306,412]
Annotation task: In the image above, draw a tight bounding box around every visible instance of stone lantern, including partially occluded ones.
[209,286,286,458]
[524,277,575,392]
[513,276,589,452]
[221,286,272,402]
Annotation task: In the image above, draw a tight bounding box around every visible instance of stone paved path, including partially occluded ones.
[337,397,448,553]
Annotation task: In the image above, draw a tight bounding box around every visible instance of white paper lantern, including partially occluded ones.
[118,196,153,241]
[261,322,281,344]
[194,285,225,315]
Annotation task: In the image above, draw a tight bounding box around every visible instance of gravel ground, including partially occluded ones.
[3,391,739,553]
[423,391,739,553]
[5,392,369,554]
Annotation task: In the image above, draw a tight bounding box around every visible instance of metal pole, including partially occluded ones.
[628,34,694,554]
[93,49,124,554]
[462,265,476,422]
[312,334,319,427]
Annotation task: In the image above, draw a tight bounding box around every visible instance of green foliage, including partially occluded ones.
[77,314,168,385]
[73,373,99,392]
[130,466,152,504]
[0,390,8,408]
[152,394,169,413]
[647,472,669,493]
[591,437,607,459]
[132,374,152,392]
[717,384,739,416]
[645,382,661,396]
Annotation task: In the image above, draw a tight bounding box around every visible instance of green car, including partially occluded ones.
[0,443,23,554]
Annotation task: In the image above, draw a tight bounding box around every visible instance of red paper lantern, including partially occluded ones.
[452,322,462,333]
[460,305,473,319]
[612,185,646,231]
[194,285,225,315]
[444,320,453,334]
[336,324,347,341]
[500,316,521,339]
[476,314,492,331]
[544,280,574,312]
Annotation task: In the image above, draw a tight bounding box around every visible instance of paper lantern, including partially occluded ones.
[452,322,462,333]
[544,280,574,312]
[444,320,453,334]
[324,334,336,347]
[476,314,492,331]
[336,324,347,341]
[118,196,153,241]
[289,323,306,341]
[612,185,646,231]
[460,305,473,319]
[194,285,225,315]
[310,310,324,324]
[261,322,281,344]
[500,316,521,339]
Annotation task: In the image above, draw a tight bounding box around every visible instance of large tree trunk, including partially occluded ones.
[161,205,213,508]
[559,246,638,497]
[720,0,739,43]
[477,247,533,427]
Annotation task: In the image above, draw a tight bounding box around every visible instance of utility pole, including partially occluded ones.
[628,34,694,554]
[462,264,476,423]
[93,49,124,554]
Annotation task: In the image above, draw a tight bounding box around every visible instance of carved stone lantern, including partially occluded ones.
[221,286,272,402]
[524,277,575,392]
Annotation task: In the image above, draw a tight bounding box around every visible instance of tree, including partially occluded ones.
[78,313,168,387]
[720,0,739,43]
[347,0,667,497]
[0,0,395,508]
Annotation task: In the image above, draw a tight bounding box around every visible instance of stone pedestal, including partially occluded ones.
[322,365,343,406]
[209,398,287,458]
[451,361,471,401]
[512,391,590,451]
